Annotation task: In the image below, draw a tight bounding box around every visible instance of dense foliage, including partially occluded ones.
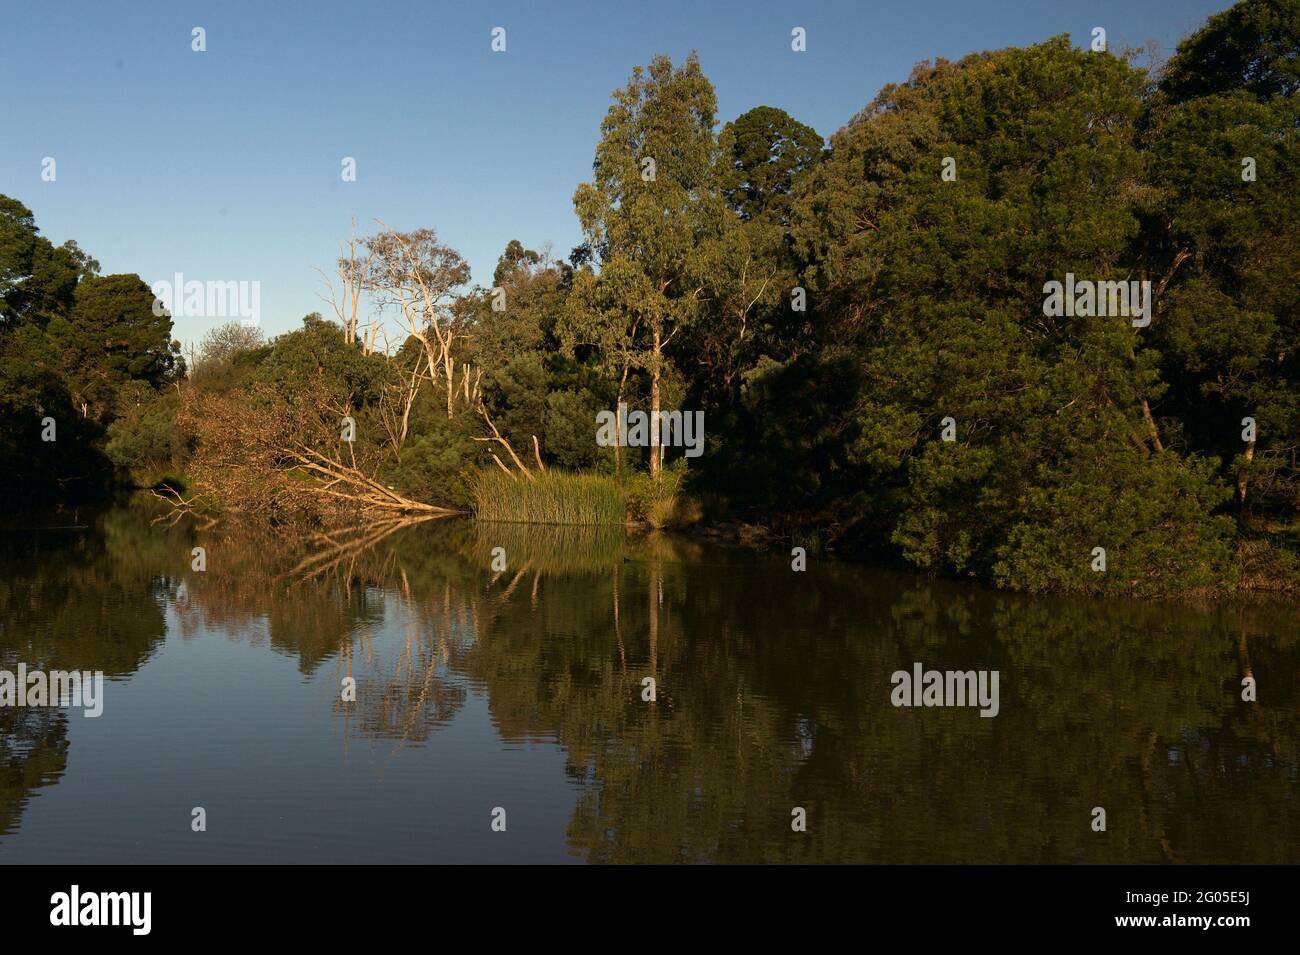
[2,0,1296,596]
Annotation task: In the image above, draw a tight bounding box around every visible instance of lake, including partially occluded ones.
[1,500,1296,863]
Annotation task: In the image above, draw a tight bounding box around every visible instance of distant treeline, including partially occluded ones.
[1,0,1297,596]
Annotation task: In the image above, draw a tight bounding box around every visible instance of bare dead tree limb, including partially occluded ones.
[474,402,533,479]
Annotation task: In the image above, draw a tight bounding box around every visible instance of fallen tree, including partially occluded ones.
[175,380,458,523]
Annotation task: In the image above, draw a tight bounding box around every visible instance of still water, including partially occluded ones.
[1,501,1297,863]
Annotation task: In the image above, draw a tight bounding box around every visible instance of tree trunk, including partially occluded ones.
[1238,438,1256,508]
[650,325,662,479]
[614,361,631,480]
[1140,398,1164,453]
[444,349,455,418]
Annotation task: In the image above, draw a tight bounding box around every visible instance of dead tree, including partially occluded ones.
[319,219,376,353]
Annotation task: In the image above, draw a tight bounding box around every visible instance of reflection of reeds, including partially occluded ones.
[470,469,625,525]
[469,521,628,576]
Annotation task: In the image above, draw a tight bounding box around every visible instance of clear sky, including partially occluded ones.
[1,0,1232,346]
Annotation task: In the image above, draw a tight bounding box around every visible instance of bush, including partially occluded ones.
[991,448,1235,597]
[105,382,185,485]
[624,458,686,528]
[383,412,481,509]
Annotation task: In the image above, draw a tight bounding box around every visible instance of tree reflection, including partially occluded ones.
[0,505,170,836]
[3,502,1297,861]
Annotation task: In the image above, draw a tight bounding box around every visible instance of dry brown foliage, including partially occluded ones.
[176,380,456,524]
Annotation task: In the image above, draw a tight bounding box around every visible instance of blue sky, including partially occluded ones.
[1,0,1232,346]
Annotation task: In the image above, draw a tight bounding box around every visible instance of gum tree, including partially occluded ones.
[566,53,725,478]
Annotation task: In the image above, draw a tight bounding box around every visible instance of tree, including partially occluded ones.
[778,38,1237,593]
[48,273,179,418]
[567,53,726,477]
[0,196,38,323]
[1159,0,1300,102]
[471,241,597,470]
[197,321,265,366]
[0,198,160,504]
[0,195,97,325]
[362,227,472,418]
[105,380,185,482]
[319,220,376,353]
[721,106,824,223]
[493,239,542,287]
[1143,0,1300,516]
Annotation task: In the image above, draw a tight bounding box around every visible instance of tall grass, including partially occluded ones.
[471,468,626,525]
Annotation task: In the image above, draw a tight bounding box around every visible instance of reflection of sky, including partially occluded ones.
[0,598,581,863]
[4,510,1299,863]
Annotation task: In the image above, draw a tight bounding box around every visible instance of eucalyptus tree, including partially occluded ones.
[566,53,726,478]
[362,227,472,419]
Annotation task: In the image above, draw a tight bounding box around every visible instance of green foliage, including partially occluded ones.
[1160,0,1300,102]
[0,343,111,504]
[254,312,389,406]
[383,411,481,509]
[992,445,1236,596]
[721,105,824,222]
[623,457,686,528]
[5,0,1299,595]
[543,388,604,470]
[0,196,38,321]
[59,273,180,416]
[564,53,726,479]
[104,382,186,483]
[1143,2,1300,523]
[759,25,1289,592]
[481,352,548,452]
[0,196,178,506]
[0,196,96,325]
[493,239,542,287]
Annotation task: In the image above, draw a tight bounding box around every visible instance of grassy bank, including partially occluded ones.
[470,463,687,527]
[471,469,627,525]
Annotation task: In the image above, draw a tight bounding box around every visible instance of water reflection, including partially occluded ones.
[0,500,1297,862]
[1,510,169,838]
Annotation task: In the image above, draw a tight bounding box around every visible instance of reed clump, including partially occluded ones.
[471,468,626,525]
